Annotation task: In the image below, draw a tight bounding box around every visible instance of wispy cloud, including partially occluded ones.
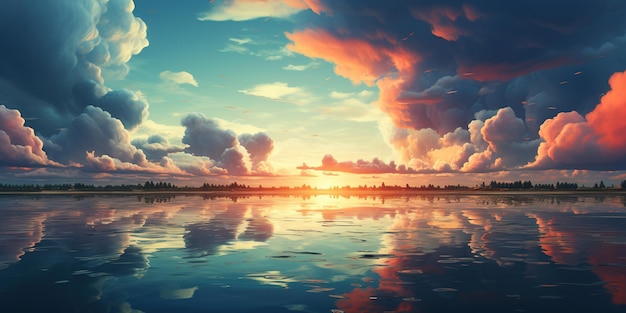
[229,37,253,45]
[220,41,292,61]
[282,62,318,71]
[198,0,307,21]
[239,82,308,105]
[159,71,198,87]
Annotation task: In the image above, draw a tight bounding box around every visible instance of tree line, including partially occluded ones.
[484,180,615,190]
[1,179,625,192]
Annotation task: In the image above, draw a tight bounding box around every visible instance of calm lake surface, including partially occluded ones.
[1,193,626,313]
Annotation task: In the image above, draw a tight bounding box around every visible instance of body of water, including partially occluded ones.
[1,193,625,312]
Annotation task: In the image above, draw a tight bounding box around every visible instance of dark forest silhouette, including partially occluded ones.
[1,179,625,192]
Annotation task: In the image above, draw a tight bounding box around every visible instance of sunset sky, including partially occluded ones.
[2,0,626,188]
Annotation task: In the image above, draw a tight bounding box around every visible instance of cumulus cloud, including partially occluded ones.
[302,107,540,175]
[0,0,148,136]
[131,135,186,162]
[46,105,148,165]
[180,113,275,176]
[529,70,626,170]
[181,113,238,161]
[166,152,227,176]
[221,146,251,176]
[0,1,283,180]
[298,154,417,174]
[0,105,54,167]
[96,89,149,130]
[159,71,199,87]
[239,132,274,173]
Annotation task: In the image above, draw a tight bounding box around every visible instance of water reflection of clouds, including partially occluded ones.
[1,195,626,312]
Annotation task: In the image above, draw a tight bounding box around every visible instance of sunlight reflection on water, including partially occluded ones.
[0,194,626,312]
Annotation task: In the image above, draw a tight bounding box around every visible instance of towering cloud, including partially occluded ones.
[0,1,278,180]
[0,0,148,136]
[238,132,274,173]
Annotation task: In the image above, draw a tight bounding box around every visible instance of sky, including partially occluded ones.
[2,0,626,188]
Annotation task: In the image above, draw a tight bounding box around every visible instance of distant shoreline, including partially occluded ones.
[1,189,625,197]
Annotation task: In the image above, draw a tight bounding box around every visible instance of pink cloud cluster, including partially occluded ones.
[304,107,538,174]
[298,154,416,174]
[0,105,54,167]
[530,70,626,169]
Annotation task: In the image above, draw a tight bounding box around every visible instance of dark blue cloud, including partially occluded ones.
[181,113,238,161]
[131,134,185,162]
[96,89,149,130]
[303,0,626,134]
[0,0,148,136]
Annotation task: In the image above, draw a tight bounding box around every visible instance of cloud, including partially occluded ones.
[159,71,199,87]
[131,135,186,162]
[239,132,275,173]
[0,105,55,167]
[97,89,149,130]
[286,29,418,87]
[297,154,417,174]
[229,37,253,45]
[285,0,626,172]
[0,0,148,136]
[46,105,148,166]
[198,0,325,21]
[166,152,227,176]
[180,113,275,176]
[83,151,183,175]
[529,70,626,170]
[221,146,251,176]
[282,62,317,71]
[181,113,238,161]
[239,82,307,104]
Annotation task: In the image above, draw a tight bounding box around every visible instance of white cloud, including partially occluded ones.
[329,91,354,99]
[198,0,303,21]
[282,62,318,71]
[239,82,306,104]
[229,37,253,45]
[159,71,198,87]
[220,43,292,61]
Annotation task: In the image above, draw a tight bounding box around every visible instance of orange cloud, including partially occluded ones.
[529,70,626,169]
[285,29,418,86]
[0,105,55,166]
[586,70,626,150]
[412,6,465,41]
[284,0,327,14]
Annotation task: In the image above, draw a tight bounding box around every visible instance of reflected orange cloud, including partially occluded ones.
[589,243,626,305]
[530,214,579,265]
[529,212,626,305]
